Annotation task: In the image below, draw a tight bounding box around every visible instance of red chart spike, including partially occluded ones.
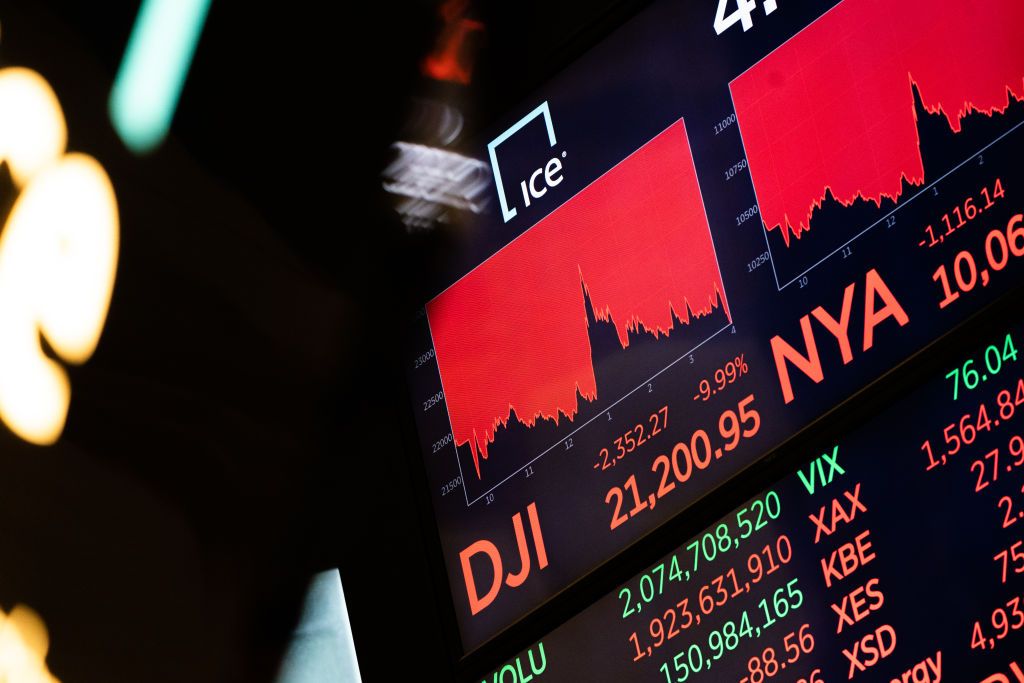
[427,120,730,479]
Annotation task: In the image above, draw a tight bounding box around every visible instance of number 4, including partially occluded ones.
[714,0,777,35]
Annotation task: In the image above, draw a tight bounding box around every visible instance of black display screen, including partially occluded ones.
[404,0,1024,651]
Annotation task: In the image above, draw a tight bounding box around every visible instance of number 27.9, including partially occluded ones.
[714,0,778,35]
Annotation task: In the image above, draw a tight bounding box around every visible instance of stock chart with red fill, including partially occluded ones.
[730,0,1024,246]
[427,121,730,481]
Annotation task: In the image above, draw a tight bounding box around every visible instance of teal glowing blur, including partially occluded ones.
[109,0,212,154]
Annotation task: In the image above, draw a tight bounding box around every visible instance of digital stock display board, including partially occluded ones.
[482,316,1024,682]
[403,0,1024,661]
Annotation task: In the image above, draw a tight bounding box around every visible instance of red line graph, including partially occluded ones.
[730,0,1024,246]
[427,121,729,479]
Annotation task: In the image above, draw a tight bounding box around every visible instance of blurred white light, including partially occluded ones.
[383,141,490,230]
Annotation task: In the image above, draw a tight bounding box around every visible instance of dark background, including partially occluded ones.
[0,1,655,682]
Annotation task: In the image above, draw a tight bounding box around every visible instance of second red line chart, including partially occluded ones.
[730,0,1024,287]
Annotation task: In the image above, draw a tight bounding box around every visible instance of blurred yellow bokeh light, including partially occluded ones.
[0,605,59,683]
[0,67,119,445]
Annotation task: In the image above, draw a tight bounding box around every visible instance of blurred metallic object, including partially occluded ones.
[401,98,465,147]
[383,141,490,230]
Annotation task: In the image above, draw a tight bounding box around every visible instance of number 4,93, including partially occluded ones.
[715,0,778,35]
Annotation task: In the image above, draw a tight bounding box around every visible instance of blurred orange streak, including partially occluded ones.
[422,0,483,85]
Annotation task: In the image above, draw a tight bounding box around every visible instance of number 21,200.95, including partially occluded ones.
[605,395,760,531]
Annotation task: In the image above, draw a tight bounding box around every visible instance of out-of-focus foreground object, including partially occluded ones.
[275,571,362,683]
[0,65,118,445]
[0,605,59,683]
[109,0,213,154]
